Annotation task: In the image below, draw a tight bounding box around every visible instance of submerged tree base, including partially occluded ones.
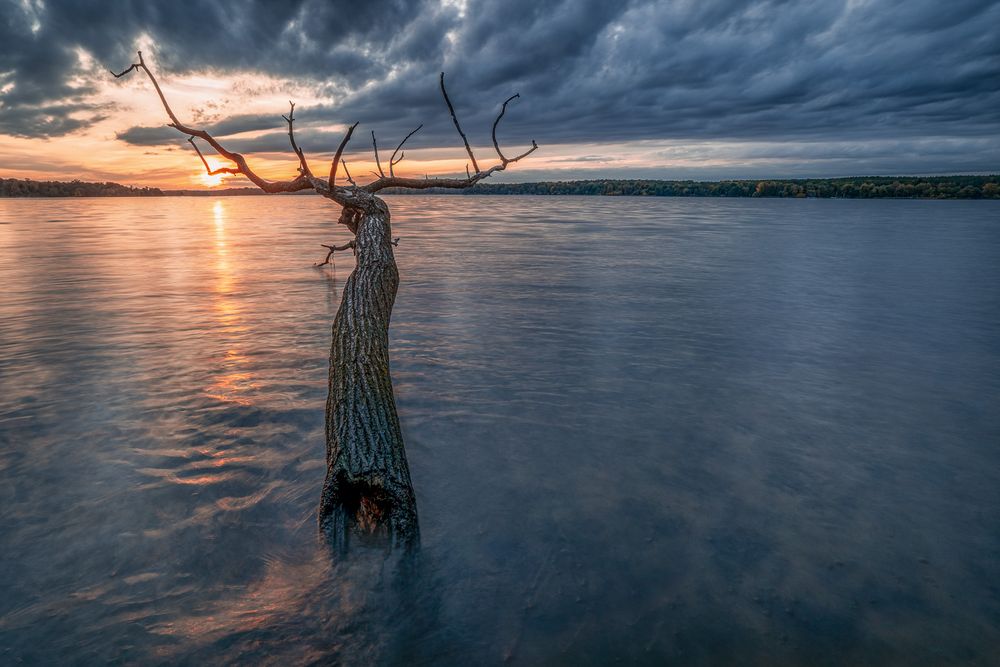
[320,472,419,552]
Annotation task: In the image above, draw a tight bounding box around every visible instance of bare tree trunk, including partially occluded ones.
[319,200,419,549]
[113,53,537,551]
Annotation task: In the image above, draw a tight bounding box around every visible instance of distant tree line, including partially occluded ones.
[2,175,998,199]
[0,178,163,197]
[386,175,1000,199]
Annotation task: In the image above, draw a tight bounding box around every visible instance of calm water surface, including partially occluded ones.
[1,195,999,664]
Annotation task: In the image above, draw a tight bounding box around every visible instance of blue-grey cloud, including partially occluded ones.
[1,0,998,177]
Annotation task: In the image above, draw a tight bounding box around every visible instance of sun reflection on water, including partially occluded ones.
[205,200,256,404]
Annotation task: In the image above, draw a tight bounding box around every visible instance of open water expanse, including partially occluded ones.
[1,195,999,665]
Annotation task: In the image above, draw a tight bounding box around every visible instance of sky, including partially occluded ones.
[0,0,998,189]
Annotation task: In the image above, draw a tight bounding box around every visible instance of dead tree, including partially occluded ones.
[112,52,537,550]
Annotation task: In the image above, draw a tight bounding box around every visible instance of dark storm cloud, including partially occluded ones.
[1,0,998,175]
[114,111,312,147]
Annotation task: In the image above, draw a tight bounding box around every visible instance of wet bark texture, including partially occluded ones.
[319,200,419,549]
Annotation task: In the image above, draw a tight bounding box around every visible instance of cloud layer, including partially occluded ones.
[1,0,998,179]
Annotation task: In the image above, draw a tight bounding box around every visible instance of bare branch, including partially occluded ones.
[365,164,505,192]
[341,160,357,186]
[282,101,312,177]
[188,137,240,175]
[388,124,422,177]
[329,121,359,189]
[315,250,335,268]
[440,72,480,174]
[322,242,356,251]
[505,140,539,164]
[315,239,356,267]
[366,76,538,194]
[492,94,517,162]
[366,137,537,196]
[109,63,140,78]
[371,130,386,178]
[111,51,311,194]
[492,93,538,166]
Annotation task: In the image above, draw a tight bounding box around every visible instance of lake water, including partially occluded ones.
[1,195,999,664]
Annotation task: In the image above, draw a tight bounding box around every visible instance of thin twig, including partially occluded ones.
[282,101,312,176]
[315,240,355,267]
[388,124,422,177]
[492,94,518,164]
[371,130,386,178]
[188,137,240,175]
[342,160,357,186]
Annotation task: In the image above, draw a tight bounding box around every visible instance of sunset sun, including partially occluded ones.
[198,171,225,187]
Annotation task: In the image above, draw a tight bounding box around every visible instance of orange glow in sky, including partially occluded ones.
[0,47,534,189]
[0,45,729,189]
[198,171,227,188]
[0,44,796,189]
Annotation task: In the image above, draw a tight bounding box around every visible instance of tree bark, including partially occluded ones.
[318,199,419,549]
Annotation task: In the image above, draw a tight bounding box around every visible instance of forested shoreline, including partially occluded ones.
[2,175,997,199]
[392,175,999,198]
[0,178,163,197]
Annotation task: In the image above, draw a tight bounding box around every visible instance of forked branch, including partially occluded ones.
[315,239,356,267]
[365,80,538,193]
[283,101,312,177]
[111,51,312,194]
[389,124,422,177]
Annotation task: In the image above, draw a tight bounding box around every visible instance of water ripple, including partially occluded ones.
[1,196,999,664]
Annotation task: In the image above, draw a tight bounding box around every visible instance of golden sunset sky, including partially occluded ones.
[1,0,997,189]
[0,47,788,191]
